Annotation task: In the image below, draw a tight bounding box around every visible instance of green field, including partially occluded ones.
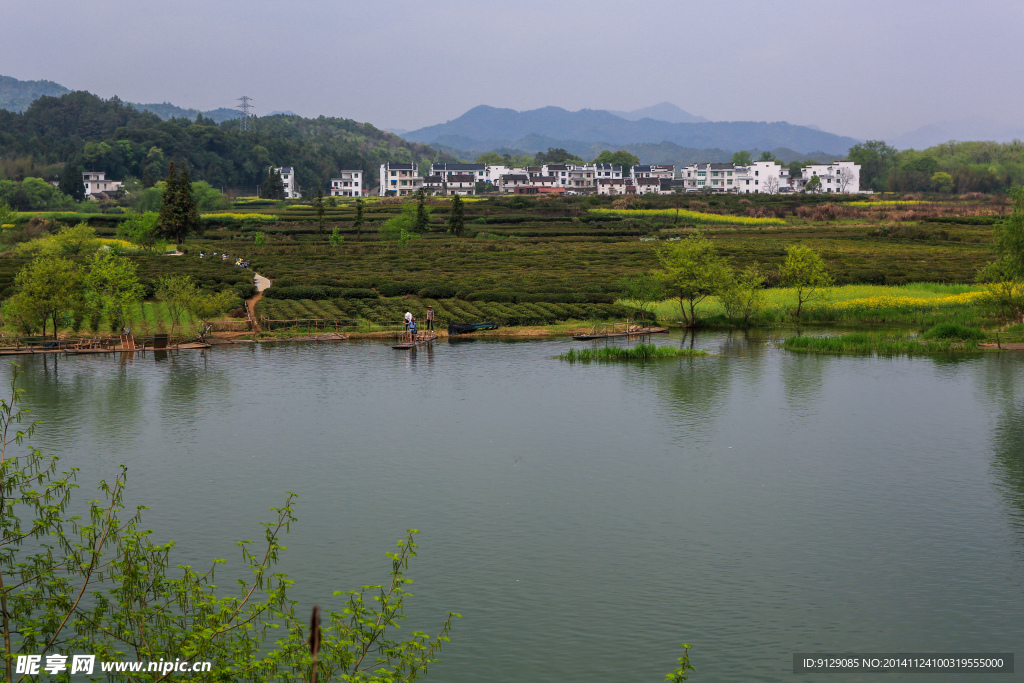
[2,192,1017,337]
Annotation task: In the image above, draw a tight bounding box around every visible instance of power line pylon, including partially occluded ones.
[237,96,253,132]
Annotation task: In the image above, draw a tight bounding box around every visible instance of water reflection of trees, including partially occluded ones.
[981,357,1024,535]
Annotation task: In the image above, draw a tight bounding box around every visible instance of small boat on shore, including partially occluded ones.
[572,321,668,340]
[448,322,499,335]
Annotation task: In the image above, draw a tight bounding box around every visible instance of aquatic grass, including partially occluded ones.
[781,332,979,355]
[589,207,786,226]
[558,342,708,362]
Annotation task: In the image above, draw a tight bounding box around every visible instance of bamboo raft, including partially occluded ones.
[0,334,212,356]
[572,321,669,341]
[392,333,438,350]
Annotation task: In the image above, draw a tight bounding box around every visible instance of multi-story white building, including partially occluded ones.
[736,161,789,194]
[800,161,861,193]
[379,162,423,196]
[498,174,532,193]
[329,171,363,197]
[680,163,738,192]
[630,165,675,182]
[593,163,623,181]
[567,166,596,191]
[424,174,476,196]
[634,177,661,195]
[430,163,487,182]
[597,178,634,195]
[273,167,300,199]
[82,171,123,198]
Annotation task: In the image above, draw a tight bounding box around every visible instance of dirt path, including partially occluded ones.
[245,274,272,331]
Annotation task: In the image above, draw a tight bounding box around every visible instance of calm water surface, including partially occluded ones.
[14,332,1024,682]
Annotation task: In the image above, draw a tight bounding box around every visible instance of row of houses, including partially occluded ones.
[379,160,863,196]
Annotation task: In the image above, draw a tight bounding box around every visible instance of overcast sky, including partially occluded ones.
[3,0,1021,140]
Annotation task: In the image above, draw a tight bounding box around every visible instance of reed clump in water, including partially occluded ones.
[781,332,981,355]
[559,343,708,362]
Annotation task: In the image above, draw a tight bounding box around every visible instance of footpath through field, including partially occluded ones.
[246,274,272,332]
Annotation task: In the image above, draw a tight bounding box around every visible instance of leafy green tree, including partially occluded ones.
[719,265,766,326]
[330,227,345,247]
[448,193,465,236]
[731,151,752,166]
[414,189,430,232]
[475,152,503,165]
[190,180,231,210]
[58,160,85,202]
[847,140,897,192]
[593,150,641,169]
[931,171,954,193]
[155,274,198,338]
[804,175,822,193]
[117,211,161,249]
[353,197,364,240]
[10,255,84,338]
[187,290,238,338]
[85,250,144,333]
[535,147,585,164]
[657,232,733,327]
[0,200,16,233]
[780,245,833,318]
[0,369,459,682]
[758,150,777,162]
[315,187,326,237]
[54,222,99,255]
[618,273,666,322]
[977,185,1024,320]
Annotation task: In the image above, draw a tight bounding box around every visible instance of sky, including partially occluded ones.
[2,0,1022,141]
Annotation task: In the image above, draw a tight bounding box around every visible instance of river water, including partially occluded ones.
[13,332,1024,682]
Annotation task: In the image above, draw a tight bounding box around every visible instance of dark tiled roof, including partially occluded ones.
[501,174,530,181]
[632,165,652,172]
[448,174,475,182]
[432,163,485,171]
[545,164,568,170]
[594,164,622,171]
[386,163,416,170]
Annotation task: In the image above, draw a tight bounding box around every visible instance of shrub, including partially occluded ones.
[338,288,379,299]
[922,323,986,341]
[418,283,458,299]
[376,281,420,297]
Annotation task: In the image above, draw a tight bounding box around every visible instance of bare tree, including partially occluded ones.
[763,174,780,195]
[836,168,856,193]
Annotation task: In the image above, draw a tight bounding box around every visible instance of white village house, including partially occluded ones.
[273,167,301,199]
[378,162,423,196]
[329,171,363,197]
[82,171,123,198]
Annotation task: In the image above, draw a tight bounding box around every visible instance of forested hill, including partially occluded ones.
[0,91,448,191]
[0,75,70,112]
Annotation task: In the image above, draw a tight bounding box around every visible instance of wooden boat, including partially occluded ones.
[572,321,669,340]
[393,333,438,350]
[448,322,499,335]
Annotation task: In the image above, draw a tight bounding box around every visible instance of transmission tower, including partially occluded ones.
[236,96,253,132]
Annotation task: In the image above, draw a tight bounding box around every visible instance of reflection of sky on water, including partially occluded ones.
[10,334,1024,683]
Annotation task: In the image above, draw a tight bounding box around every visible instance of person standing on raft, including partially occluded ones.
[425,306,435,332]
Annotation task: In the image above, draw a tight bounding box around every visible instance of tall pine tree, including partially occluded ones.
[58,160,85,202]
[262,168,285,200]
[157,162,200,245]
[448,194,465,236]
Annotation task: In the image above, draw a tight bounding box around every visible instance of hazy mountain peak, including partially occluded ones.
[608,102,708,124]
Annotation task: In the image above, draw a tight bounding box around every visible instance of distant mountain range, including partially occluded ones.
[0,75,69,111]
[0,74,240,122]
[607,102,708,124]
[891,118,1024,150]
[401,105,862,158]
